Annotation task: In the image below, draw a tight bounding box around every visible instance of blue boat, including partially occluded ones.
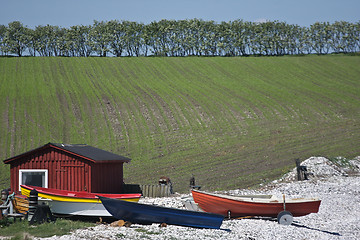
[98,196,224,229]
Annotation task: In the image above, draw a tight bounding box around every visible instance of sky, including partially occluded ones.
[1,0,359,28]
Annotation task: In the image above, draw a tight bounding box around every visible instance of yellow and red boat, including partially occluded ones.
[21,185,141,217]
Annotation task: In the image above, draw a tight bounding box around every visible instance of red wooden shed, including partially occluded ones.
[3,142,131,194]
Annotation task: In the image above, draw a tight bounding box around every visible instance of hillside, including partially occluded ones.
[0,56,359,192]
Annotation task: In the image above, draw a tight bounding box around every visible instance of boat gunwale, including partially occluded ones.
[192,189,320,204]
[20,185,141,202]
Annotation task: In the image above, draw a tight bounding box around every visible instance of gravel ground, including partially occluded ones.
[38,157,360,240]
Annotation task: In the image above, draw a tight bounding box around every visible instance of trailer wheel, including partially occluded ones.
[277,211,293,225]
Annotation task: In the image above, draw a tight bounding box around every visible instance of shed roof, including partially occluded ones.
[3,142,131,164]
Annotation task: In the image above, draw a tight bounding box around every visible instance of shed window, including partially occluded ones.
[19,169,48,190]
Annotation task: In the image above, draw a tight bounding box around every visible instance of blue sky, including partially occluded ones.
[1,0,359,28]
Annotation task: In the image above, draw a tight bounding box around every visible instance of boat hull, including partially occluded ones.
[191,190,321,218]
[99,196,224,229]
[42,199,112,217]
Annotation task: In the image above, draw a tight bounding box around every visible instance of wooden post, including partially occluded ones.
[295,159,302,181]
[283,194,286,211]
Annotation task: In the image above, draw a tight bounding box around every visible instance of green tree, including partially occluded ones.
[26,28,37,56]
[66,25,92,56]
[0,24,8,55]
[346,22,360,53]
[123,21,144,57]
[55,27,68,56]
[107,20,125,57]
[33,25,64,56]
[90,20,112,57]
[4,21,30,56]
[310,22,332,54]
[230,20,249,56]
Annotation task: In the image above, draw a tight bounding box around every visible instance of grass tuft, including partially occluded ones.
[0,218,95,239]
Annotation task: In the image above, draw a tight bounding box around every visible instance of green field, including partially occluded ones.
[0,56,359,192]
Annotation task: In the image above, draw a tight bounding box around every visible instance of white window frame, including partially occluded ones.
[19,169,48,191]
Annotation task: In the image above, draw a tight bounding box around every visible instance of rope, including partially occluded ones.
[1,192,15,206]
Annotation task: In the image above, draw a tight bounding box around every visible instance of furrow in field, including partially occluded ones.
[85,58,134,151]
[120,61,165,159]
[38,58,72,142]
[164,58,245,140]
[75,57,117,145]
[0,59,15,159]
[122,60,181,159]
[122,58,209,160]
[148,59,210,132]
[100,58,158,159]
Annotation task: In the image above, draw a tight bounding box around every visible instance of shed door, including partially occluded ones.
[56,162,86,191]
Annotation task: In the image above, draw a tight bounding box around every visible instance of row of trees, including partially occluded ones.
[0,19,359,57]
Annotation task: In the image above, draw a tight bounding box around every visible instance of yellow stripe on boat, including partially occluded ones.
[21,186,140,203]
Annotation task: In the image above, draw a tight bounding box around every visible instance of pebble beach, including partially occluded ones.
[38,156,360,240]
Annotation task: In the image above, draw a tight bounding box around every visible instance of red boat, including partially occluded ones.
[191,190,321,224]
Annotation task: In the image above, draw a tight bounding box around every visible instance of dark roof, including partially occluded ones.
[50,143,131,162]
[4,142,131,164]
